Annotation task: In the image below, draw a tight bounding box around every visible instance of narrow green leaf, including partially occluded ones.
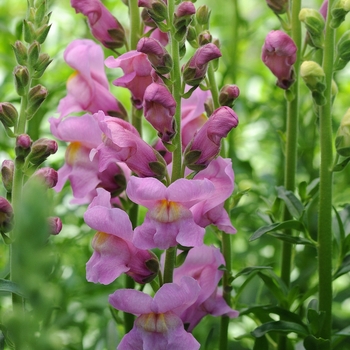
[234,266,272,279]
[333,206,345,253]
[332,156,350,172]
[334,254,350,279]
[250,220,305,241]
[277,186,304,219]
[257,270,288,303]
[252,320,310,338]
[304,335,330,350]
[268,232,315,246]
[0,279,25,298]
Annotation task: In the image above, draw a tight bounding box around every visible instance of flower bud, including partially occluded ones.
[174,1,196,28]
[1,160,14,193]
[35,1,46,25]
[27,138,58,165]
[141,8,157,27]
[196,5,211,25]
[138,0,168,23]
[266,0,289,14]
[300,60,326,105]
[320,0,329,20]
[334,30,350,71]
[0,197,13,233]
[28,41,40,67]
[26,84,48,117]
[183,43,222,86]
[15,134,32,160]
[331,0,350,28]
[219,84,240,107]
[335,108,350,156]
[137,37,173,74]
[184,106,239,170]
[13,65,30,96]
[261,30,297,90]
[35,24,51,44]
[23,20,36,43]
[12,41,28,65]
[31,167,58,188]
[47,217,62,235]
[198,30,212,46]
[299,8,325,48]
[32,53,52,79]
[0,102,18,128]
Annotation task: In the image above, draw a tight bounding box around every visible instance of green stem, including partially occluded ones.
[128,0,140,50]
[207,62,220,110]
[163,246,176,284]
[123,275,136,333]
[318,0,335,344]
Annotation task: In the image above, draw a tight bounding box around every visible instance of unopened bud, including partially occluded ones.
[219,84,240,107]
[300,60,326,105]
[27,84,48,117]
[331,0,350,28]
[186,26,198,47]
[299,8,325,48]
[196,5,211,25]
[31,167,58,188]
[23,20,36,43]
[139,0,168,22]
[27,137,58,165]
[174,1,196,31]
[336,108,350,156]
[334,30,350,71]
[15,134,32,160]
[35,24,51,44]
[198,30,212,46]
[13,65,30,96]
[12,41,28,65]
[28,41,40,67]
[266,0,289,14]
[1,160,14,193]
[0,197,13,233]
[33,53,52,78]
[35,1,46,25]
[47,217,62,235]
[0,102,18,128]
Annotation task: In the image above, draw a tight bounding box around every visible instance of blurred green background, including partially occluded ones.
[1,0,350,349]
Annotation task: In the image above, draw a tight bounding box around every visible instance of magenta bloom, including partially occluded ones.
[172,245,239,331]
[184,106,239,170]
[191,157,237,234]
[181,86,211,147]
[320,0,329,19]
[183,43,222,86]
[126,176,215,249]
[71,0,125,49]
[58,39,125,118]
[143,83,176,142]
[84,189,158,284]
[95,111,167,179]
[109,276,201,350]
[262,30,297,90]
[105,51,154,109]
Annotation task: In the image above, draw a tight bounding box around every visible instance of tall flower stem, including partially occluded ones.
[317,0,335,344]
[277,2,301,349]
[128,0,140,50]
[162,0,183,284]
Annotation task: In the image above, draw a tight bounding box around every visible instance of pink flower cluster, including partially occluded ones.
[51,4,239,343]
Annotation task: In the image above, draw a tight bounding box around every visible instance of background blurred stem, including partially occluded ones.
[317,0,335,345]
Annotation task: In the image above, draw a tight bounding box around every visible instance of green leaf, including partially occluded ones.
[332,206,345,253]
[233,266,272,279]
[250,220,305,241]
[307,308,325,336]
[332,156,350,172]
[252,320,310,338]
[0,279,25,298]
[334,254,350,279]
[277,186,304,219]
[268,232,315,246]
[0,324,15,350]
[304,335,330,350]
[257,270,288,303]
[253,335,269,349]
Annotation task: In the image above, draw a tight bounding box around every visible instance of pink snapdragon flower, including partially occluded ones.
[184,106,239,171]
[262,30,297,90]
[191,157,237,234]
[49,113,130,203]
[58,39,125,118]
[105,51,154,109]
[71,0,125,49]
[143,83,176,142]
[183,43,222,86]
[84,188,158,284]
[109,276,201,350]
[320,0,329,19]
[94,111,167,179]
[172,245,239,331]
[126,176,215,249]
